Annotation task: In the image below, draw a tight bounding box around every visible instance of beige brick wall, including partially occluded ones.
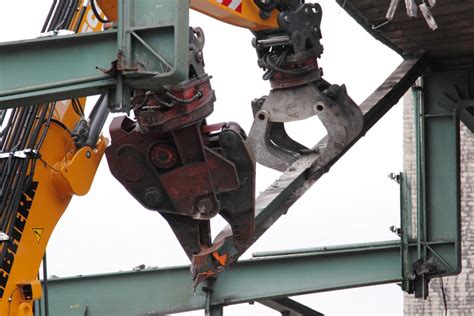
[403,92,474,315]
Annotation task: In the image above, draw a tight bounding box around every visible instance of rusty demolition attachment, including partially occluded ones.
[105,28,256,284]
[248,2,363,172]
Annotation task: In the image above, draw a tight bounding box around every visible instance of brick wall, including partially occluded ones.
[403,92,474,315]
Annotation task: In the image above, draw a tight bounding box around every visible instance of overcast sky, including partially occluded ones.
[0,1,404,315]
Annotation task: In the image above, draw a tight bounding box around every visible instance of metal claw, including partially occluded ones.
[159,213,212,260]
[248,82,362,172]
[248,110,301,171]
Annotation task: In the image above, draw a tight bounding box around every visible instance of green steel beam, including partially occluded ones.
[0,0,189,109]
[45,240,425,315]
[0,31,117,107]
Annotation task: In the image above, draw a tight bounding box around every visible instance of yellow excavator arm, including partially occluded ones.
[98,0,279,30]
[0,4,106,316]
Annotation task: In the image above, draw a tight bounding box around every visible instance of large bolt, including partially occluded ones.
[220,130,239,148]
[144,187,163,208]
[196,197,214,216]
[150,144,177,169]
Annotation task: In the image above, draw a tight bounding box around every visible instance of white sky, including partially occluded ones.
[0,1,404,315]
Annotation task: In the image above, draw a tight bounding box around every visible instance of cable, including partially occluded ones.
[90,0,109,24]
[54,0,75,30]
[71,99,85,117]
[7,287,21,316]
[41,0,58,33]
[47,0,66,32]
[165,90,203,104]
[439,275,448,316]
[50,119,72,135]
[73,1,88,33]
[262,50,313,76]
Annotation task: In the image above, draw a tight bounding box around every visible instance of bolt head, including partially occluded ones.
[196,197,213,214]
[220,131,239,148]
[144,187,163,208]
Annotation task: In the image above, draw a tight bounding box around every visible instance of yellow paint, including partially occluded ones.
[97,0,279,31]
[18,303,33,316]
[52,137,108,197]
[0,4,106,315]
[190,0,279,31]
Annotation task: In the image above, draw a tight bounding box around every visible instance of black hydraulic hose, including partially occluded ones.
[34,104,56,151]
[64,0,80,31]
[73,2,88,33]
[1,156,33,265]
[91,0,109,23]
[0,106,37,229]
[34,273,43,316]
[42,253,50,316]
[0,110,20,193]
[0,106,38,201]
[54,0,75,30]
[56,0,72,30]
[0,109,18,193]
[47,0,66,32]
[2,108,28,161]
[1,108,20,152]
[41,0,58,33]
[13,106,37,151]
[0,110,6,127]
[0,110,12,149]
[0,105,45,235]
[0,105,38,203]
[0,104,49,310]
[0,111,43,255]
[51,0,70,30]
[86,94,108,147]
[24,104,54,191]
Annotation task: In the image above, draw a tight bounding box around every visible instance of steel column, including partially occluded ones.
[410,70,462,298]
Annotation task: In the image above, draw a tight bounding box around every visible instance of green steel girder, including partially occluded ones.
[0,0,189,109]
[0,31,116,107]
[45,240,425,315]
